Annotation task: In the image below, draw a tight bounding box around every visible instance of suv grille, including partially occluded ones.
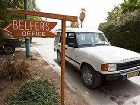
[117,60,140,70]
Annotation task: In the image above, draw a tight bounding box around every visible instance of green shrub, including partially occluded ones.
[99,10,140,52]
[5,79,60,105]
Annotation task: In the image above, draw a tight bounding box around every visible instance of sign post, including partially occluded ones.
[5,9,78,105]
[61,19,66,105]
[24,0,30,58]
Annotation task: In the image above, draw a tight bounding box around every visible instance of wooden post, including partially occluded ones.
[61,19,66,105]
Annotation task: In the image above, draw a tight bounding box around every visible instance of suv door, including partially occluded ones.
[66,32,80,67]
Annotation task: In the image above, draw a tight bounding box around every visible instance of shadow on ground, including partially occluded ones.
[64,62,140,105]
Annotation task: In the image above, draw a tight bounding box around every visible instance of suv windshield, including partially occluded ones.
[77,32,109,47]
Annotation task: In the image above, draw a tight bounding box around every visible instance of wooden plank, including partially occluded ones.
[61,20,66,105]
[8,8,78,22]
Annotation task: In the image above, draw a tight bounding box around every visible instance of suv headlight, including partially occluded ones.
[101,64,117,72]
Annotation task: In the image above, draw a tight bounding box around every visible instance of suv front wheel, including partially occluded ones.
[81,65,102,89]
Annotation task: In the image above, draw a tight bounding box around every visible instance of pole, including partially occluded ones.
[24,0,30,58]
[61,19,66,105]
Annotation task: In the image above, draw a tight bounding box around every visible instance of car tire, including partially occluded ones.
[57,51,61,64]
[4,45,15,54]
[81,65,102,89]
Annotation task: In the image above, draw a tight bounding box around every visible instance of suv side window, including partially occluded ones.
[66,32,77,46]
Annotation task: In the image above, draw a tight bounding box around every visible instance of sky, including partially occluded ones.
[35,0,124,29]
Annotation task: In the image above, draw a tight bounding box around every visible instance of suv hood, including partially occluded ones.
[80,46,140,63]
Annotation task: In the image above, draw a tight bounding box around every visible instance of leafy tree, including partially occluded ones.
[0,0,41,28]
[106,6,122,21]
[99,0,140,52]
[121,0,140,13]
[106,0,140,22]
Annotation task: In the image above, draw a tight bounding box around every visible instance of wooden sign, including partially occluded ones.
[4,19,57,38]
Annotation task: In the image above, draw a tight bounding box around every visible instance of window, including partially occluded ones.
[77,32,109,47]
[66,32,77,46]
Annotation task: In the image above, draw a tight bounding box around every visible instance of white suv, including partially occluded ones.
[54,28,140,88]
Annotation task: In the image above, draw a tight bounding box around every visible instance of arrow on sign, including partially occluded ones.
[4,19,57,38]
[4,24,12,34]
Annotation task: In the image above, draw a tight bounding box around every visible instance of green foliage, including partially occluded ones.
[121,0,140,13]
[99,10,140,52]
[0,0,41,28]
[0,0,24,28]
[107,6,122,21]
[99,0,140,52]
[106,0,140,21]
[5,79,60,105]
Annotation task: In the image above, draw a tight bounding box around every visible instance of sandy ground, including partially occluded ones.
[0,47,88,105]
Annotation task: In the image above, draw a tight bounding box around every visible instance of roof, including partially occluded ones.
[56,28,103,33]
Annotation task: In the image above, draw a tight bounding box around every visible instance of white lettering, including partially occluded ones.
[27,31,31,37]
[37,32,41,36]
[40,22,45,31]
[31,31,36,36]
[30,21,34,30]
[13,20,18,30]
[35,22,39,31]
[21,31,47,37]
[25,21,29,30]
[22,31,26,36]
[42,32,45,37]
[45,23,49,31]
[19,20,24,30]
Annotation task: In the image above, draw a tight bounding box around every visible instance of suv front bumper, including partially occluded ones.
[102,68,140,81]
[103,73,128,80]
